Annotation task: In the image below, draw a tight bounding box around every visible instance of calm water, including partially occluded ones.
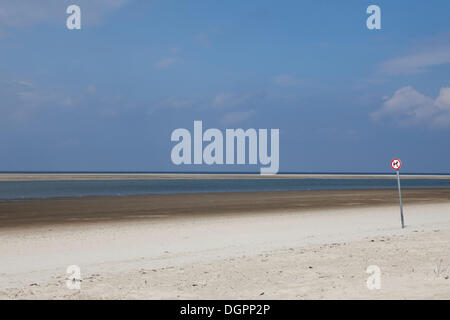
[1,178,450,199]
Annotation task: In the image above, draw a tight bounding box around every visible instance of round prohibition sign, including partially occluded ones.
[391,158,402,171]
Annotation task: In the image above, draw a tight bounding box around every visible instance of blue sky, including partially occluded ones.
[1,0,450,173]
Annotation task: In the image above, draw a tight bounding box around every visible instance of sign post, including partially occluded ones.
[391,158,405,228]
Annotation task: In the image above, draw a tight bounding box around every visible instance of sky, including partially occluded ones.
[0,0,450,173]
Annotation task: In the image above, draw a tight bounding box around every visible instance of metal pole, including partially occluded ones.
[397,170,405,228]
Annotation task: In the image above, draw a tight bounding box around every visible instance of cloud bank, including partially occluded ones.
[371,86,450,128]
[380,46,450,75]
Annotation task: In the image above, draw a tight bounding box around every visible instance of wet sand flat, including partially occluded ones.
[1,188,450,229]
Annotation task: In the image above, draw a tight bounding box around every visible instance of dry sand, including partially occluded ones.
[0,190,449,299]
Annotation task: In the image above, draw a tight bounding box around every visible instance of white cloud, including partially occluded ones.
[0,79,103,124]
[147,97,196,115]
[0,81,72,123]
[213,93,235,107]
[154,57,179,68]
[379,46,450,75]
[435,87,450,110]
[273,74,303,86]
[12,80,34,88]
[87,85,97,94]
[0,0,131,28]
[193,29,221,49]
[193,33,211,49]
[220,110,255,125]
[371,86,450,128]
[153,97,194,109]
[212,91,264,109]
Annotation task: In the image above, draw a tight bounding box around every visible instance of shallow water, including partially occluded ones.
[1,178,450,199]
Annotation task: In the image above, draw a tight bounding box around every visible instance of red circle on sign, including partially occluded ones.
[391,159,402,171]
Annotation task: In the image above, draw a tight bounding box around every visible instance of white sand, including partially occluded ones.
[1,203,449,299]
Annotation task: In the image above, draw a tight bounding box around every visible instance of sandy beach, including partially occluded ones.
[0,188,449,299]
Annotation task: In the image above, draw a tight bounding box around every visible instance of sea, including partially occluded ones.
[1,175,450,199]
